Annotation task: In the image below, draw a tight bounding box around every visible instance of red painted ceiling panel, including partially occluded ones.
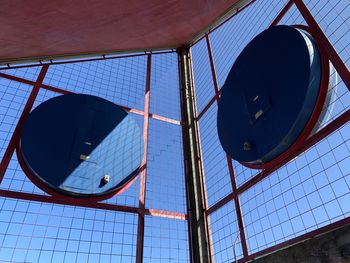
[0,0,240,62]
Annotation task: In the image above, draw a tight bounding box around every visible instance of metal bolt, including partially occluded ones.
[102,175,110,184]
[80,154,90,161]
[243,141,251,151]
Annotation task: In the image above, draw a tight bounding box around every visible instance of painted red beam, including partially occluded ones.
[136,54,151,263]
[227,156,249,258]
[240,216,350,262]
[149,113,181,125]
[0,72,36,86]
[0,189,139,214]
[0,65,48,182]
[292,0,350,91]
[194,34,222,120]
[196,92,221,120]
[0,50,176,71]
[207,108,350,215]
[206,35,220,95]
[270,0,294,27]
[0,189,187,220]
[42,83,73,95]
[206,192,235,215]
[145,209,187,220]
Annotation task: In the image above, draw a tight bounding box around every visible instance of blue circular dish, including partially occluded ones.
[20,94,144,198]
[217,25,322,164]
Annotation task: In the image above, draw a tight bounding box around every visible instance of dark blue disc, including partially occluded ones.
[217,25,322,164]
[20,94,144,198]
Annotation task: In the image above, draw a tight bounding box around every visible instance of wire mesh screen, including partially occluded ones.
[0,199,138,263]
[191,0,350,262]
[0,0,350,262]
[0,52,189,262]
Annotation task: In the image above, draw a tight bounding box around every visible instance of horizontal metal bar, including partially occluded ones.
[0,189,139,213]
[196,92,221,120]
[145,209,187,220]
[0,50,176,69]
[206,192,235,215]
[0,72,36,86]
[0,189,187,220]
[149,113,181,125]
[41,83,73,95]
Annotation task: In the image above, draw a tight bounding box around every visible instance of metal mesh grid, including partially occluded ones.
[209,202,242,263]
[101,113,143,208]
[0,155,46,195]
[0,0,350,262]
[146,119,186,213]
[306,0,350,68]
[241,120,350,253]
[3,67,41,82]
[150,53,181,121]
[191,39,215,114]
[43,56,147,110]
[198,104,231,207]
[0,81,31,160]
[143,216,189,263]
[209,0,289,88]
[190,0,350,261]
[0,52,189,262]
[0,198,138,263]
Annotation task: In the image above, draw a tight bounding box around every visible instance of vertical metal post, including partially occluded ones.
[178,47,212,263]
[0,64,49,182]
[205,34,249,259]
[269,0,294,27]
[136,54,151,263]
[226,158,249,259]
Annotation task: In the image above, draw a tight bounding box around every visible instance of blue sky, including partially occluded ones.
[0,0,350,262]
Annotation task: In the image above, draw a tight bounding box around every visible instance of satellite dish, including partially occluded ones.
[19,94,144,199]
[217,25,336,167]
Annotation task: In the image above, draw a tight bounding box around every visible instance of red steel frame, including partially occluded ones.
[0,52,187,262]
[0,0,350,262]
[194,0,350,262]
[136,54,151,263]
